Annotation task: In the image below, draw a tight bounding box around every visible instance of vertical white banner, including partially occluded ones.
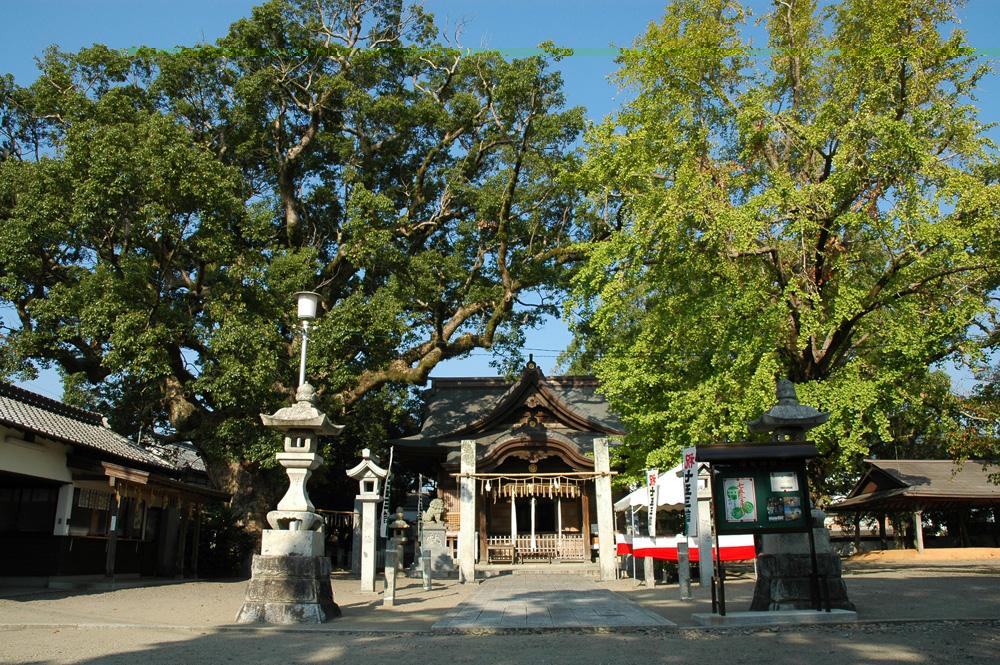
[645,468,659,537]
[682,447,698,538]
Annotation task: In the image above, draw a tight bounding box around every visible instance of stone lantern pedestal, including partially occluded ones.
[236,383,344,624]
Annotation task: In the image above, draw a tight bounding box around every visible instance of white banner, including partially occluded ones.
[682,447,698,538]
[645,468,659,537]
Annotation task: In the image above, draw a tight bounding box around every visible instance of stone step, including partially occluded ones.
[475,563,601,578]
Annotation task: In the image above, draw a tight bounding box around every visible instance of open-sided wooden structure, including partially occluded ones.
[828,459,1000,552]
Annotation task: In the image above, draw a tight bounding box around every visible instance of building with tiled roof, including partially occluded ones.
[394,361,624,579]
[0,382,227,582]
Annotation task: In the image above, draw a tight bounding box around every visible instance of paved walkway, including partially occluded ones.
[432,574,672,630]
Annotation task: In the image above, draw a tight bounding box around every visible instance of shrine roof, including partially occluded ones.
[395,364,624,450]
[828,459,1000,512]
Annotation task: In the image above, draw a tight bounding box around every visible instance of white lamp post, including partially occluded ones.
[294,291,321,387]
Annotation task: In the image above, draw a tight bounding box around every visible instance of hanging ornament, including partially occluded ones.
[485,479,492,493]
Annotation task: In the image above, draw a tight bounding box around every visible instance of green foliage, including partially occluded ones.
[0,0,595,487]
[571,0,1000,492]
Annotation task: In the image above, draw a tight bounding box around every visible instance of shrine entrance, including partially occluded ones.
[394,362,623,579]
[472,471,600,564]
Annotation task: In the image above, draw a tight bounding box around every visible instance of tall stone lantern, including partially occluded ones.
[236,291,345,624]
[347,448,387,592]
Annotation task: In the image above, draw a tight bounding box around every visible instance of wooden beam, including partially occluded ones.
[105,488,121,578]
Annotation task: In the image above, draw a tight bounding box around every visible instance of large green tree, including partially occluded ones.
[0,0,594,505]
[570,0,1000,493]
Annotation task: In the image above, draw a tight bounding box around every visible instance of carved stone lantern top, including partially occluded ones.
[347,448,388,498]
[748,378,829,441]
[260,382,344,453]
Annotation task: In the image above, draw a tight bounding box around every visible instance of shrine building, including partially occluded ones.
[395,360,622,580]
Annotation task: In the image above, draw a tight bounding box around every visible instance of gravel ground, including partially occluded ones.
[2,564,999,664]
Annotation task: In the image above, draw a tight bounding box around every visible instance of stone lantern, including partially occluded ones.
[236,291,344,624]
[388,506,409,571]
[259,382,344,542]
[347,448,387,592]
[748,378,829,441]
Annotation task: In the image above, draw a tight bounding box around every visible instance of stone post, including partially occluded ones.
[421,548,432,590]
[697,467,714,588]
[382,551,398,607]
[678,541,692,599]
[358,495,379,592]
[351,498,362,576]
[459,439,477,583]
[594,437,617,582]
[913,511,925,553]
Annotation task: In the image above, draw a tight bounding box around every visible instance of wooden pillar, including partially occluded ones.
[190,506,202,578]
[878,513,887,550]
[913,510,924,553]
[175,501,190,578]
[478,504,487,564]
[581,490,591,561]
[105,483,121,578]
[853,512,862,553]
[959,510,971,548]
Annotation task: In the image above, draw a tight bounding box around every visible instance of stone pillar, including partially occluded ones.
[53,483,74,536]
[913,511,925,553]
[459,439,476,583]
[593,437,617,582]
[351,498,362,576]
[678,541,692,599]
[382,551,398,607]
[421,548,432,590]
[697,468,714,588]
[358,496,379,592]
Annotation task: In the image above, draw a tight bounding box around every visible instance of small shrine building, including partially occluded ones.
[395,360,623,579]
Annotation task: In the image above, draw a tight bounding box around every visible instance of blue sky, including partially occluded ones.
[2,0,998,397]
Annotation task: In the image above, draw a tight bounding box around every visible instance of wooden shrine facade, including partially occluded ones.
[395,361,623,571]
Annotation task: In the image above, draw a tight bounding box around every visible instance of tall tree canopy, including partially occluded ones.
[0,0,594,490]
[570,0,1000,492]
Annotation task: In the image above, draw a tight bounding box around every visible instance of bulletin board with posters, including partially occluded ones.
[708,461,812,535]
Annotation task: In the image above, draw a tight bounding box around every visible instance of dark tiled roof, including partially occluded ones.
[0,382,172,470]
[828,459,1000,511]
[144,439,207,473]
[867,459,1000,498]
[412,374,622,441]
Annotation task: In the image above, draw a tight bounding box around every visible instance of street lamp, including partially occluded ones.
[294,291,321,388]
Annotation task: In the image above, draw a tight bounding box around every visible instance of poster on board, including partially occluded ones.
[722,477,757,523]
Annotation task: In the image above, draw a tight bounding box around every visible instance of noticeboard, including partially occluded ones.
[711,464,809,535]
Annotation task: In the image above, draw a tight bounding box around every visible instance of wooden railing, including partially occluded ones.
[484,533,586,563]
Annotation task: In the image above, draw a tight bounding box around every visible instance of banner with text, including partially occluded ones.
[682,447,698,538]
[645,468,659,537]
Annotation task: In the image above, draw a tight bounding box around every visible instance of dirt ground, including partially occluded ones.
[2,555,1000,664]
[846,547,1000,563]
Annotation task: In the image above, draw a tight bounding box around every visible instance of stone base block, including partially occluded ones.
[261,529,325,557]
[236,554,340,624]
[419,524,456,576]
[750,553,854,611]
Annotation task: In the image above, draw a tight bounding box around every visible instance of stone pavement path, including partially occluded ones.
[432,574,671,630]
